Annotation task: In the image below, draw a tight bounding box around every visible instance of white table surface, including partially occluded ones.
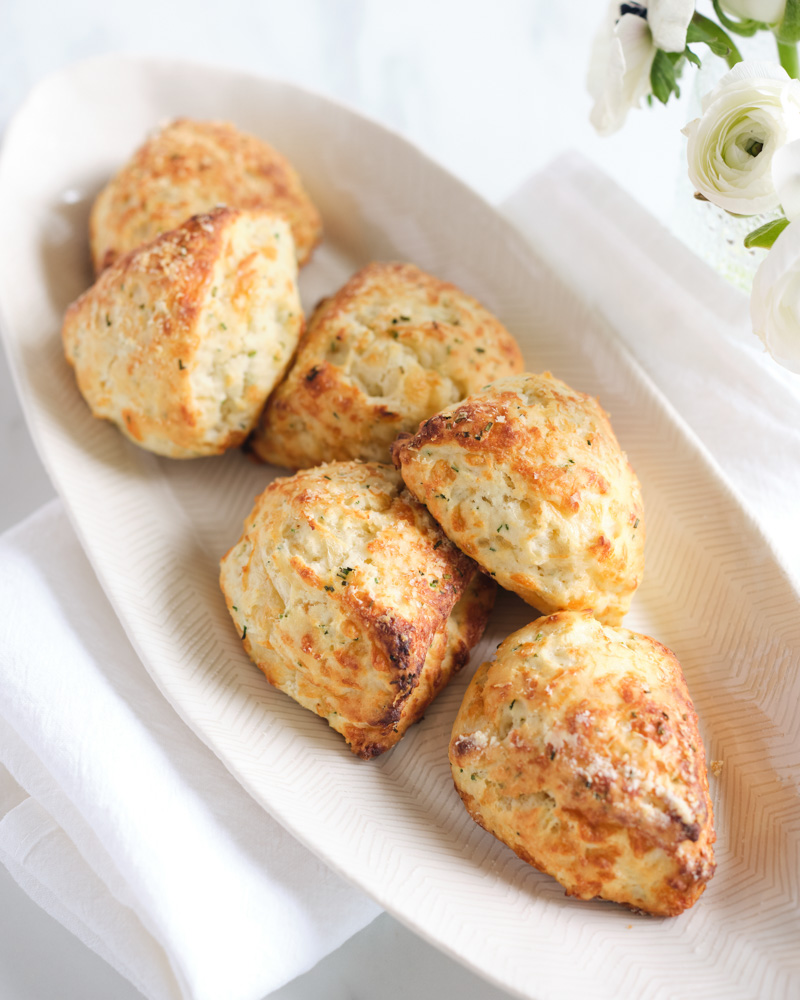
[0,3,698,998]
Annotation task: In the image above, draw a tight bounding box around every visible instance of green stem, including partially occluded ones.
[689,11,743,68]
[777,38,800,78]
[711,0,761,37]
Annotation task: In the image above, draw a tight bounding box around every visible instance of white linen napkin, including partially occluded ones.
[501,152,800,588]
[0,500,381,1000]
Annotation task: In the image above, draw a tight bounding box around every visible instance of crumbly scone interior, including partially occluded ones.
[189,214,301,447]
[63,209,303,458]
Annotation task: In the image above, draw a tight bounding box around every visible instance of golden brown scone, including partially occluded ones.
[63,207,303,458]
[249,262,525,468]
[219,460,495,758]
[450,611,715,916]
[89,118,321,272]
[392,371,644,625]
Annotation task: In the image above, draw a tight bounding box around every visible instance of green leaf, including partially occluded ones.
[743,216,790,249]
[688,12,743,66]
[650,50,681,105]
[684,45,702,69]
[711,0,763,37]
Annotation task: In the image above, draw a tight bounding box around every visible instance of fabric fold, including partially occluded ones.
[0,501,380,1000]
[0,775,175,999]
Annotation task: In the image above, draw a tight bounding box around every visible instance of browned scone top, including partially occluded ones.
[63,207,303,458]
[219,460,495,758]
[392,371,644,625]
[89,118,322,273]
[449,611,715,916]
[249,261,525,468]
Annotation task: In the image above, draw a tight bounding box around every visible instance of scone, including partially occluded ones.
[249,262,525,468]
[449,611,715,916]
[63,207,303,458]
[219,460,495,758]
[90,118,322,272]
[392,371,644,625]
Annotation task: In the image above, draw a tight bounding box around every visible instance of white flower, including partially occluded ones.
[751,221,800,372]
[589,5,655,136]
[683,61,800,214]
[589,2,694,136]
[717,0,786,24]
[648,0,695,52]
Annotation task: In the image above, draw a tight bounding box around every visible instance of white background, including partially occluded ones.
[0,2,705,998]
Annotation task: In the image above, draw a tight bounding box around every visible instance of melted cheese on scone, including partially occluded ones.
[449,611,715,916]
[63,207,303,458]
[251,262,524,468]
[90,118,321,272]
[220,461,495,758]
[392,371,644,625]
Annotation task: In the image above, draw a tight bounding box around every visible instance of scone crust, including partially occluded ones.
[392,371,644,625]
[219,461,495,758]
[89,118,322,272]
[250,261,525,468]
[449,611,715,916]
[63,207,303,458]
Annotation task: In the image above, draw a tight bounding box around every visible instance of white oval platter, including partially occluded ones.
[0,54,798,1000]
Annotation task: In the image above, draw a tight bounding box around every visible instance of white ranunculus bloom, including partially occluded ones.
[588,5,656,135]
[751,221,800,372]
[648,0,695,52]
[683,61,800,214]
[717,0,786,24]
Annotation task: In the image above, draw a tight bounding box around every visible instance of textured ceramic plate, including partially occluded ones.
[1,56,798,1000]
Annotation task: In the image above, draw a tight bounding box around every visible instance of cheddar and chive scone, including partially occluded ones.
[63,207,303,458]
[90,118,322,273]
[392,372,644,625]
[250,262,525,468]
[219,461,495,758]
[450,611,715,916]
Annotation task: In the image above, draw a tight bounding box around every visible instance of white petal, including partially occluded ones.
[617,13,656,107]
[701,60,789,113]
[588,11,655,135]
[751,221,800,372]
[648,0,695,52]
[717,0,786,24]
[772,138,800,221]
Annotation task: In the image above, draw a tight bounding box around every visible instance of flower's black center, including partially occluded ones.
[746,139,764,157]
[619,3,647,18]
